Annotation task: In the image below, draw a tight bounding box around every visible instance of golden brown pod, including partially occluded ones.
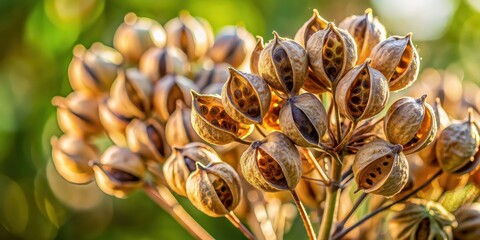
[165,101,203,147]
[153,74,199,122]
[339,9,387,64]
[113,13,166,63]
[186,161,242,217]
[164,143,221,196]
[222,68,271,124]
[384,95,437,154]
[240,131,302,191]
[453,204,480,240]
[335,59,389,122]
[306,23,357,90]
[98,98,132,147]
[208,25,256,68]
[369,33,420,92]
[353,139,408,197]
[194,63,230,92]
[191,91,253,145]
[250,36,264,75]
[125,118,170,163]
[51,135,98,184]
[258,32,308,97]
[294,9,328,47]
[68,43,123,96]
[279,93,328,147]
[139,46,190,83]
[261,91,285,132]
[92,146,145,198]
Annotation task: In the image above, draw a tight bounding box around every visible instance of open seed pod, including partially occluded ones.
[279,93,328,147]
[52,92,103,137]
[353,139,408,197]
[153,74,198,122]
[191,91,253,145]
[453,204,480,240]
[126,117,170,163]
[369,33,419,92]
[68,43,123,96]
[92,146,145,198]
[165,101,203,147]
[339,9,386,64]
[207,25,256,68]
[164,143,221,196]
[186,161,242,217]
[250,36,264,75]
[306,23,357,90]
[240,131,302,192]
[258,32,308,97]
[388,198,457,240]
[222,68,271,124]
[335,59,389,122]
[194,63,230,92]
[261,90,285,132]
[114,13,166,63]
[139,46,190,83]
[294,9,328,47]
[98,98,132,146]
[110,68,152,119]
[51,135,98,184]
[384,95,437,154]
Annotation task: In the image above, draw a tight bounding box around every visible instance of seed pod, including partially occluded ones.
[114,13,166,63]
[194,63,230,92]
[384,95,437,154]
[302,69,331,93]
[51,135,98,184]
[191,91,253,145]
[453,204,480,240]
[139,46,190,83]
[261,91,286,132]
[388,198,457,240]
[250,36,264,75]
[222,68,271,124]
[68,43,123,96]
[110,68,152,119]
[153,74,199,122]
[339,9,387,64]
[165,101,203,147]
[240,131,302,191]
[370,33,419,92]
[306,23,357,90]
[126,118,170,163]
[92,146,145,198]
[186,161,242,217]
[294,9,328,47]
[279,93,328,147]
[98,98,132,146]
[164,143,221,196]
[208,25,256,68]
[52,92,103,137]
[353,139,408,197]
[436,112,480,174]
[258,32,308,97]
[202,83,225,96]
[335,59,389,122]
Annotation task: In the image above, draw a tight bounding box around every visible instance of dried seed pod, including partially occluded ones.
[453,204,480,240]
[165,101,203,147]
[436,112,480,174]
[194,63,230,92]
[110,68,152,119]
[153,74,199,122]
[114,13,166,63]
[384,95,437,154]
[139,46,190,83]
[240,131,302,191]
[339,9,387,64]
[51,135,98,184]
[191,91,253,145]
[164,143,221,196]
[126,118,170,163]
[388,198,457,240]
[306,23,357,90]
[279,93,328,147]
[98,98,132,147]
[52,92,103,137]
[186,162,242,217]
[250,36,264,75]
[68,43,123,96]
[369,33,420,92]
[353,139,408,197]
[294,9,328,47]
[261,91,286,132]
[92,146,145,198]
[208,25,256,68]
[222,68,271,124]
[335,59,389,122]
[258,32,308,97]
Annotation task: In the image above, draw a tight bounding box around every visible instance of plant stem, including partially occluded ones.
[226,212,256,240]
[335,193,368,233]
[301,148,331,184]
[290,189,316,240]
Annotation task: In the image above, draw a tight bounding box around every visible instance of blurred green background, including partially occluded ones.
[0,0,479,239]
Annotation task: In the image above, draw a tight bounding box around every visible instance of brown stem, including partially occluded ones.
[226,212,256,240]
[334,193,368,233]
[301,148,331,184]
[333,122,357,152]
[291,189,317,240]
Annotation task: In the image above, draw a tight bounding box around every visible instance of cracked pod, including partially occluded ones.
[294,9,328,47]
[165,101,203,147]
[240,131,302,192]
[186,162,242,217]
[208,25,256,68]
[125,118,170,163]
[453,204,480,240]
[139,46,190,83]
[353,139,409,197]
[191,91,253,145]
[222,68,271,124]
[250,36,264,75]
